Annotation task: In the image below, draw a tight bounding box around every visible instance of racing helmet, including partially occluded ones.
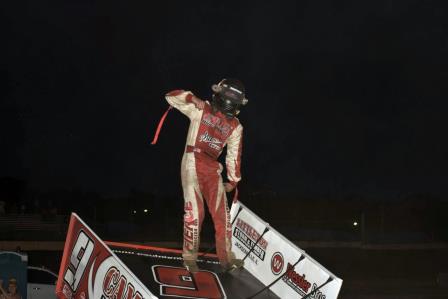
[211,78,249,118]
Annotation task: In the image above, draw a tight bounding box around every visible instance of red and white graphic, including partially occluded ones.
[63,230,94,292]
[230,201,343,299]
[56,213,157,299]
[152,265,226,299]
[270,252,284,275]
[282,262,312,296]
[88,258,144,299]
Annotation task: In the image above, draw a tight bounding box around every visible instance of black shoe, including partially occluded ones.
[223,259,244,272]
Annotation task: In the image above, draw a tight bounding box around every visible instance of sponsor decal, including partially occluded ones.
[198,131,222,151]
[271,252,284,275]
[184,202,197,224]
[229,202,341,299]
[233,218,268,261]
[201,113,232,137]
[184,202,199,252]
[88,259,144,299]
[282,263,314,297]
[308,283,327,299]
[56,213,156,299]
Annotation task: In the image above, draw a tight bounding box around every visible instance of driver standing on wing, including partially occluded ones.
[165,78,248,272]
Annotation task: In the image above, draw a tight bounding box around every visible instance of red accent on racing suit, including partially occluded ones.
[165,90,243,266]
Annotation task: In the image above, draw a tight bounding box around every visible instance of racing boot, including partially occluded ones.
[228,258,244,270]
[222,258,245,272]
[183,259,199,273]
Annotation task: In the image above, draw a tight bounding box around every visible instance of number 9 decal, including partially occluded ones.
[152,265,226,299]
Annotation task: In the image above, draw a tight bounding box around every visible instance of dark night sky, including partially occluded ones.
[2,0,447,199]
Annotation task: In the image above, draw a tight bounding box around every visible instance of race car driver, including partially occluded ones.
[165,78,248,273]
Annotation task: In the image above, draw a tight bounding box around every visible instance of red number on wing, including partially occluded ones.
[152,265,226,299]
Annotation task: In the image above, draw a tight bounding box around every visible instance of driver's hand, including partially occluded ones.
[224,182,235,193]
[191,95,205,110]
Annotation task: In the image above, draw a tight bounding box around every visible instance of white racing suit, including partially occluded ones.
[165,90,243,267]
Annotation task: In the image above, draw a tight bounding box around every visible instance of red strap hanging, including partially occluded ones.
[151,106,173,145]
[233,186,239,203]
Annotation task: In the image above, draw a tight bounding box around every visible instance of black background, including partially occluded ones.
[2,0,447,201]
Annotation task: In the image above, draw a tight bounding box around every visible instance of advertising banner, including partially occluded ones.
[230,201,343,298]
[56,213,158,299]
